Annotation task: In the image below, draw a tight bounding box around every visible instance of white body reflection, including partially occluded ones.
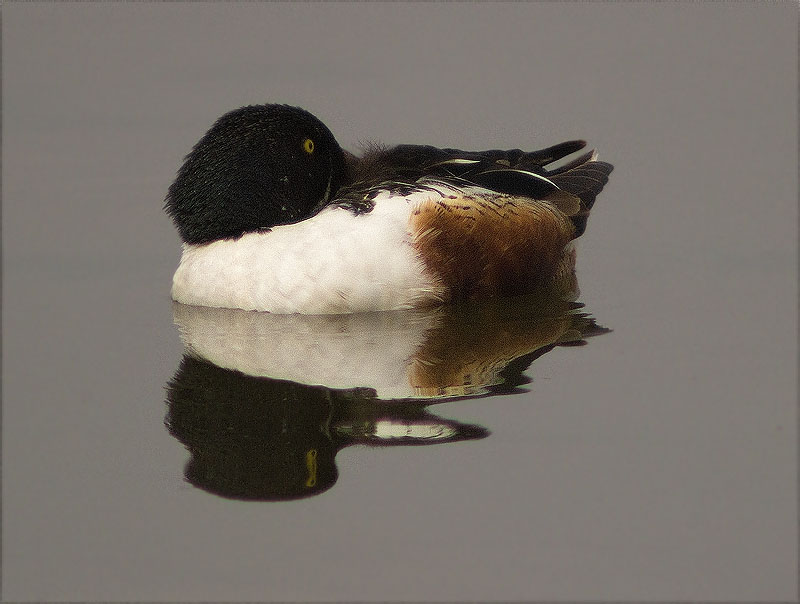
[172,284,597,401]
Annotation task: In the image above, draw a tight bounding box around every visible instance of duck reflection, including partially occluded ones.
[165,278,607,501]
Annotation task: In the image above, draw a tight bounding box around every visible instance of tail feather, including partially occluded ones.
[547,154,613,237]
[549,160,613,209]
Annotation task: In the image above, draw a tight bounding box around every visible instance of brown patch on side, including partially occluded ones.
[409,193,576,302]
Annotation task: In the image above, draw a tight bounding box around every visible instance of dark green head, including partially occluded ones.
[165,104,348,244]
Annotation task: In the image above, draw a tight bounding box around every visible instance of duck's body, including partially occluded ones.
[166,104,612,314]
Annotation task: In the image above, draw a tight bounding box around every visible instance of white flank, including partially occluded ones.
[171,191,445,314]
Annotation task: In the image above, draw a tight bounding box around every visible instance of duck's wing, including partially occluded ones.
[357,140,587,180]
[340,141,613,238]
[463,148,614,237]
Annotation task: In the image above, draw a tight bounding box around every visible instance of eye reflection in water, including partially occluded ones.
[165,273,608,501]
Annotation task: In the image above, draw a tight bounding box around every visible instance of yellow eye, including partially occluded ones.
[302,138,315,154]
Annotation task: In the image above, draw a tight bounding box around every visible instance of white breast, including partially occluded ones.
[171,193,445,314]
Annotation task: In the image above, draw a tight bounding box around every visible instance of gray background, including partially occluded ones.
[3,3,797,602]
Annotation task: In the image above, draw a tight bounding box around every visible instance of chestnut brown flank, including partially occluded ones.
[410,194,576,302]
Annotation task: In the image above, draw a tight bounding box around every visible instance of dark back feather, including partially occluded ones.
[339,140,613,238]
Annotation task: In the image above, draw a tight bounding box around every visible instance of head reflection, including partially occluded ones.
[166,359,491,501]
[165,280,607,501]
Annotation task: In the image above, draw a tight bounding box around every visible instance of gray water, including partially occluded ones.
[3,4,797,602]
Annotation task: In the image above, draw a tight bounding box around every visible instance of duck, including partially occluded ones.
[165,104,613,314]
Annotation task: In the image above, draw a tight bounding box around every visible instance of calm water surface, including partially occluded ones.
[3,4,797,602]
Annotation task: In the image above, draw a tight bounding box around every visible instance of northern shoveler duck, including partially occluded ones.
[166,104,613,314]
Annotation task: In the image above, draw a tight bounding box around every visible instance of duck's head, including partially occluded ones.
[165,104,348,245]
